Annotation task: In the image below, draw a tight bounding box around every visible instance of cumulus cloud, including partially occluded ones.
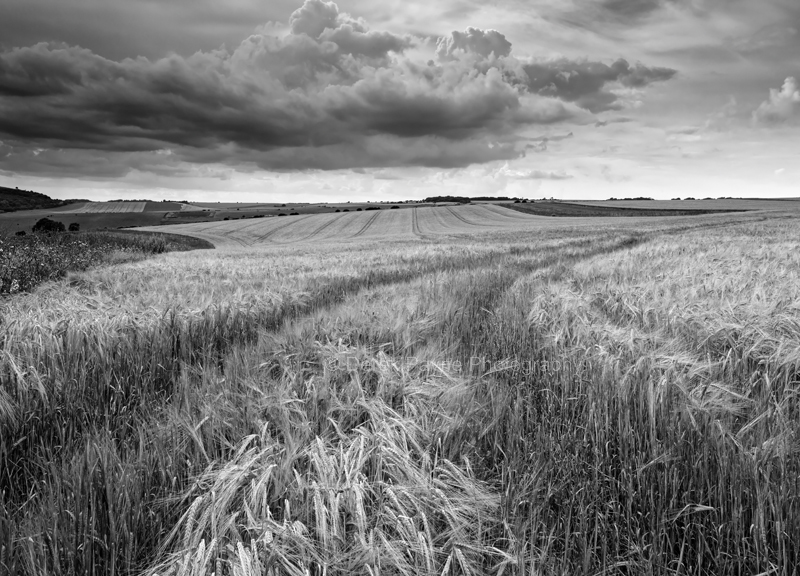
[753,77,800,125]
[436,27,512,60]
[0,0,676,177]
[289,0,411,59]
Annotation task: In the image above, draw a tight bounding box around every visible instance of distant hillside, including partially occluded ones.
[0,186,76,212]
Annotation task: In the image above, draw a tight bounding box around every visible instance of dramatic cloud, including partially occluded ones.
[521,58,676,113]
[0,0,676,176]
[753,77,800,125]
[289,0,412,59]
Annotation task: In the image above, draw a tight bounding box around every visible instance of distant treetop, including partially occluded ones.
[423,196,471,204]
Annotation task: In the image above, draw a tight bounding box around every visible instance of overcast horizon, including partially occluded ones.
[0,0,798,202]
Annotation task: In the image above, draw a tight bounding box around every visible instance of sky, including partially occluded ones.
[0,0,798,202]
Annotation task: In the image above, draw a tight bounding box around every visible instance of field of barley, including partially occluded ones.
[137,204,759,248]
[1,206,798,576]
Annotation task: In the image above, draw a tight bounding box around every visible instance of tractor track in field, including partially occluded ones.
[175,216,267,236]
[351,210,382,238]
[446,206,490,227]
[213,219,281,246]
[428,206,456,231]
[292,212,348,243]
[205,232,250,248]
[411,207,423,237]
[254,214,315,243]
[219,217,280,233]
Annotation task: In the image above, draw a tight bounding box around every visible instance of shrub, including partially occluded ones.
[32,217,65,233]
[68,222,80,232]
[15,230,26,237]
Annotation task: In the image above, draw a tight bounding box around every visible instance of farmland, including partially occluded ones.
[75,201,147,213]
[1,206,799,576]
[4,193,776,237]
[135,204,760,248]
[575,198,800,211]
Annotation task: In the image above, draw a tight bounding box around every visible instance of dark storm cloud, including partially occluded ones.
[0,0,301,60]
[579,0,728,22]
[552,0,672,29]
[0,44,101,97]
[521,58,676,113]
[0,141,185,179]
[0,0,676,174]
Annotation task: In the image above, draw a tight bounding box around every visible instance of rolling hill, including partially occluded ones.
[0,186,83,212]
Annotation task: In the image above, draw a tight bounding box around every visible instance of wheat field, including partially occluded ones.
[137,204,758,248]
[1,208,798,576]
